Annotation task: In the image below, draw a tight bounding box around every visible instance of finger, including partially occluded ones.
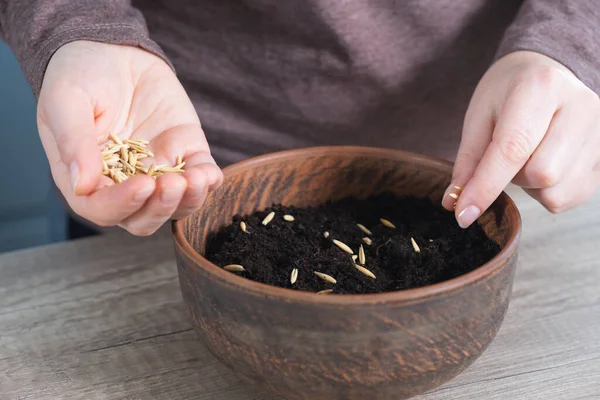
[169,150,223,220]
[171,167,209,220]
[130,122,222,221]
[119,173,187,236]
[523,138,600,212]
[183,151,224,190]
[133,123,223,190]
[442,91,495,210]
[512,103,594,189]
[524,170,600,213]
[68,174,156,226]
[38,83,103,196]
[456,82,558,228]
[170,156,223,219]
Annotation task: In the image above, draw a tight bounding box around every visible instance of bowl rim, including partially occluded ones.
[172,146,522,305]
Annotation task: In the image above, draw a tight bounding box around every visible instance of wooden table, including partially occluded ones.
[1,188,599,400]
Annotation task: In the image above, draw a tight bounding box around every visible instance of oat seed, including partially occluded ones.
[362,237,372,246]
[333,239,354,254]
[291,268,299,284]
[314,271,337,284]
[380,218,396,228]
[316,289,333,295]
[358,245,366,265]
[147,163,156,176]
[224,264,245,272]
[262,211,275,225]
[355,264,376,279]
[356,223,372,235]
[411,237,421,253]
[100,134,185,183]
[109,132,122,145]
[283,215,295,222]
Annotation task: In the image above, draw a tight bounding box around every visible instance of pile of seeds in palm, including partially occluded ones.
[101,133,185,183]
[204,193,501,295]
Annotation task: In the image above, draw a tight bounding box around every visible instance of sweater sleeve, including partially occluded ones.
[0,0,173,99]
[495,1,600,94]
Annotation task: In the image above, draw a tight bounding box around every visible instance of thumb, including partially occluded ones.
[40,85,102,196]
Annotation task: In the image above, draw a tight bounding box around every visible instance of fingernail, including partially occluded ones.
[458,205,481,229]
[70,162,79,193]
[134,186,154,202]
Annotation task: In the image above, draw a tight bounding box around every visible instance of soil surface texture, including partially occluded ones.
[205,193,501,294]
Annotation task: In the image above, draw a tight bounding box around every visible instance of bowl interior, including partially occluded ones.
[179,146,519,287]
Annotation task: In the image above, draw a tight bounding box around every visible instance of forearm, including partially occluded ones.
[0,0,172,98]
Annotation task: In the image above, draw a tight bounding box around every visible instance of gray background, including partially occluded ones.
[0,41,67,253]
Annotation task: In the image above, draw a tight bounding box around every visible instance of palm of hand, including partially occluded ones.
[38,41,222,235]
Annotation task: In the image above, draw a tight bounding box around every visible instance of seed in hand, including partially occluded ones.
[101,133,185,183]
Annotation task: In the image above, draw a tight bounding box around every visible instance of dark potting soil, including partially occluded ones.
[204,193,501,295]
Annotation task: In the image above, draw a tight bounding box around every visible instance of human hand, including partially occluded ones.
[443,50,600,227]
[38,40,223,236]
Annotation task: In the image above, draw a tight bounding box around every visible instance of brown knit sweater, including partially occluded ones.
[1,0,599,167]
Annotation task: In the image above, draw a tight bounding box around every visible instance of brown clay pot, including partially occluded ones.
[172,146,521,400]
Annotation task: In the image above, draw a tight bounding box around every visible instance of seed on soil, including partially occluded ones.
[449,193,459,200]
[411,237,421,253]
[356,223,372,235]
[283,215,295,222]
[262,211,275,225]
[355,264,376,279]
[240,221,248,233]
[314,271,337,284]
[380,218,396,228]
[316,289,333,295]
[358,245,366,265]
[290,268,298,284]
[323,231,330,238]
[224,264,245,272]
[205,193,503,295]
[362,237,372,246]
[333,239,354,254]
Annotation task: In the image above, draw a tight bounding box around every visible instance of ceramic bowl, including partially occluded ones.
[172,146,521,400]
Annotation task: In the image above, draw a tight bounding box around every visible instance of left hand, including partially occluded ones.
[443,50,600,227]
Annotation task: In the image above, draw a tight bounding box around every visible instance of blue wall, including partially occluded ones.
[0,41,67,253]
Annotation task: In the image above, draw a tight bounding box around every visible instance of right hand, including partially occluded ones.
[38,40,223,236]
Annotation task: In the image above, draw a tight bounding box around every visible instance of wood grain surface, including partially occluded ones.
[1,187,599,400]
